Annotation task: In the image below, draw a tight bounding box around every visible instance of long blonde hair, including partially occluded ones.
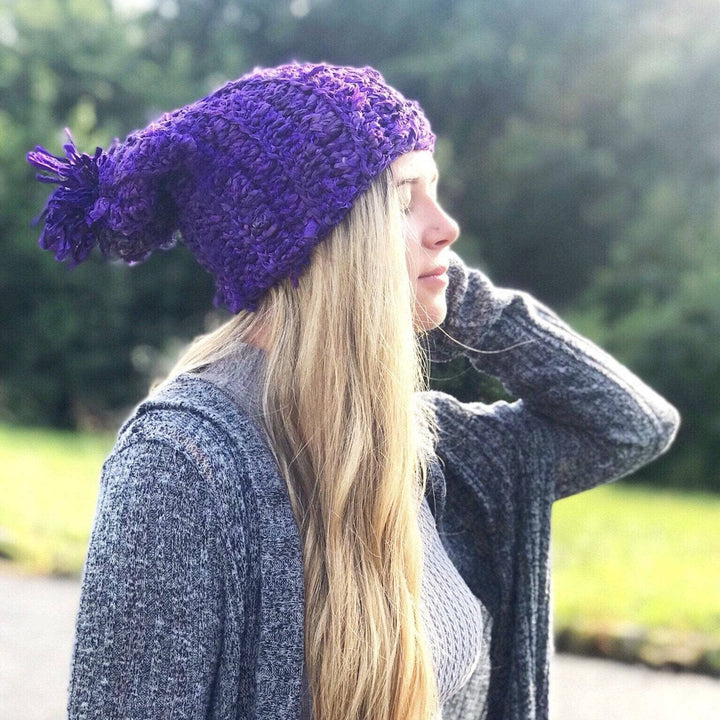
[168,169,438,720]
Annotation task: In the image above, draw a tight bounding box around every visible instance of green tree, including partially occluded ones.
[3,0,720,492]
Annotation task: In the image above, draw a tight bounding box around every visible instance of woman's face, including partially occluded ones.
[392,151,460,332]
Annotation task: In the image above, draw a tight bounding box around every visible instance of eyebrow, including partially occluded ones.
[395,176,418,187]
[394,172,439,188]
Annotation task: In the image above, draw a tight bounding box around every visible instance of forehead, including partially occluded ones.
[390,150,437,184]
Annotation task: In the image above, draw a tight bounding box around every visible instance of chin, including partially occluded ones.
[413,299,447,332]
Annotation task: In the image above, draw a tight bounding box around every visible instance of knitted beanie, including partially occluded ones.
[27,63,435,312]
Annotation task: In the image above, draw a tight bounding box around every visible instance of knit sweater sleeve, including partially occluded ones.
[67,438,236,719]
[427,251,680,500]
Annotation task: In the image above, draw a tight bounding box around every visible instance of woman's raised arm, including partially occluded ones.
[427,251,680,499]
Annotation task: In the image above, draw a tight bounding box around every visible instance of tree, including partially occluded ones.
[3,0,720,492]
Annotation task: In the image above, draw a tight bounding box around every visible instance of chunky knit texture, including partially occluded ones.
[27,63,434,311]
[67,254,679,720]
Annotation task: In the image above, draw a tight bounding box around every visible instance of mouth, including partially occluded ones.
[418,265,449,279]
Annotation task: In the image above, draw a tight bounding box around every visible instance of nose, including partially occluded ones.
[423,202,459,249]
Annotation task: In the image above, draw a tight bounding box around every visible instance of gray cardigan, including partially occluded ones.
[67,254,679,719]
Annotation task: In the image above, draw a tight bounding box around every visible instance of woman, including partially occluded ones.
[28,63,678,720]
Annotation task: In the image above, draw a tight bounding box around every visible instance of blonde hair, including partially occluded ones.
[168,169,438,720]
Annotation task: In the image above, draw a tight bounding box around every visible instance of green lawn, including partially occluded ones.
[0,424,114,575]
[552,482,720,643]
[1,424,719,646]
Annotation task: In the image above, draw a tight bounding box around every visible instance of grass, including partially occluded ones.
[552,482,720,642]
[1,424,719,646]
[0,424,114,575]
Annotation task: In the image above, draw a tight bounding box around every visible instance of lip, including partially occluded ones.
[418,265,449,279]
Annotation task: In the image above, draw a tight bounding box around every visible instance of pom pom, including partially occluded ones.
[27,129,109,265]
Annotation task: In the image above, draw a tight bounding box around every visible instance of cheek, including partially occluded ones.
[403,228,422,278]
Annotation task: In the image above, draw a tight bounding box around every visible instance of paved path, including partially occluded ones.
[2,568,719,719]
[1,569,79,720]
[550,654,720,719]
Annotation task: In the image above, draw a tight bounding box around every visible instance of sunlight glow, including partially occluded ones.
[0,12,18,46]
[111,0,158,20]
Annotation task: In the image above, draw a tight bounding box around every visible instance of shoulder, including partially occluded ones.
[421,389,552,526]
[88,374,279,595]
[100,373,273,539]
[423,388,518,424]
[115,374,264,482]
[421,389,529,464]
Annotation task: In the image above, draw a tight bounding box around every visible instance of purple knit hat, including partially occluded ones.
[27,63,435,312]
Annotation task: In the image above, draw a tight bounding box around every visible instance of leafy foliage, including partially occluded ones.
[1,0,719,489]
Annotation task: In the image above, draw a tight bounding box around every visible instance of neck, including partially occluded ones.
[197,339,267,417]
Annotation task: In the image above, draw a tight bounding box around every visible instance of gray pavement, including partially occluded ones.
[1,567,719,719]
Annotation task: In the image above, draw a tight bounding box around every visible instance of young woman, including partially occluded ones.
[28,63,679,720]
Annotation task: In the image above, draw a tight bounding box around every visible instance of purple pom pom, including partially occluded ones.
[27,130,108,265]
